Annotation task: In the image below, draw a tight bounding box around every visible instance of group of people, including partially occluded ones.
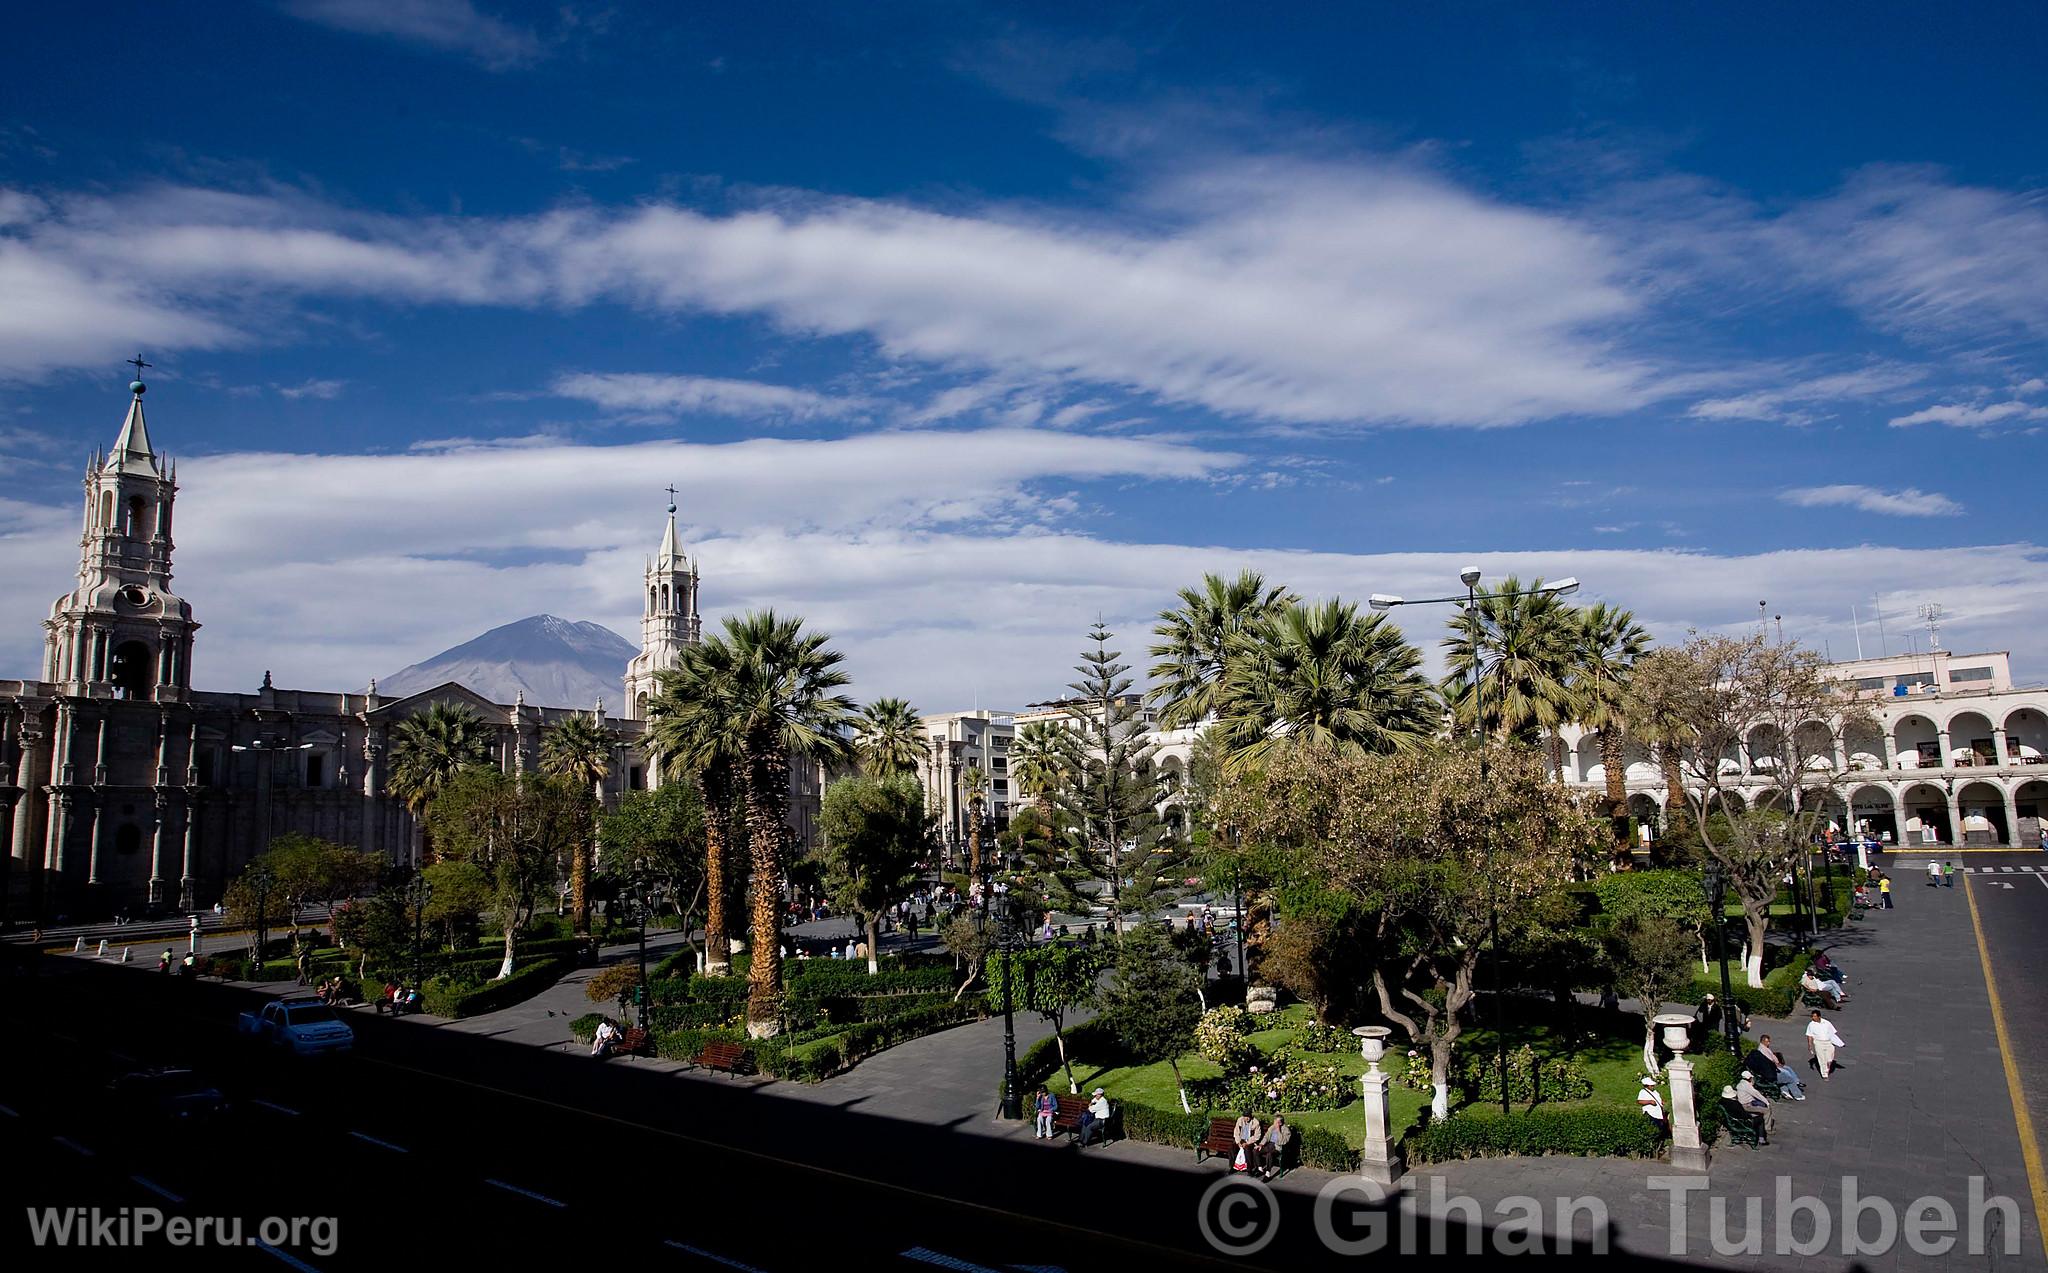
[1228,1111,1294,1180]
[1798,950,1852,1008]
[591,1018,623,1057]
[313,976,353,1006]
[1031,1086,1114,1146]
[375,981,422,1014]
[1641,977,1853,1141]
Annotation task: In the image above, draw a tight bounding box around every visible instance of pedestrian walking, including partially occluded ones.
[1805,1011,1845,1080]
[1879,873,1893,909]
[1927,860,1940,887]
[1944,861,1955,888]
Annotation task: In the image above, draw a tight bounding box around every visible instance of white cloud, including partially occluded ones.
[1781,485,1962,518]
[1688,363,1926,426]
[0,169,1656,426]
[276,377,346,400]
[1888,400,2048,429]
[549,372,868,423]
[280,0,543,70]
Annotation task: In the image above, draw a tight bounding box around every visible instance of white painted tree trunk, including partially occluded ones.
[1431,1083,1450,1120]
[1179,1086,1191,1114]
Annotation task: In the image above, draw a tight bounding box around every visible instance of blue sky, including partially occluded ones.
[3,1,2046,705]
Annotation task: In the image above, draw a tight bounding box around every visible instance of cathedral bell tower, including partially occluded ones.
[44,361,199,701]
[622,492,701,720]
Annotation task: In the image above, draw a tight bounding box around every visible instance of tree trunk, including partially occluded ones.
[1641,1015,1658,1076]
[1170,1056,1190,1114]
[1743,910,1767,986]
[743,748,787,1038]
[703,769,731,976]
[865,914,880,976]
[497,922,515,980]
[1053,1018,1078,1094]
[572,788,596,937]
[1659,744,1687,838]
[1602,729,1630,849]
[1428,1036,1452,1120]
[968,800,983,880]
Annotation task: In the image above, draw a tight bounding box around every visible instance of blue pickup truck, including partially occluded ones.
[237,997,355,1055]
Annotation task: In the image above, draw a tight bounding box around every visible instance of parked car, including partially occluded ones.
[236,997,354,1055]
[108,1067,232,1124]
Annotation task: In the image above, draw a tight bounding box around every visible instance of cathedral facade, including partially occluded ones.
[0,377,722,925]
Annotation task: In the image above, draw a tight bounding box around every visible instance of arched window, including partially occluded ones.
[127,496,148,539]
[649,586,657,614]
[99,491,114,530]
[661,583,670,612]
[109,639,153,699]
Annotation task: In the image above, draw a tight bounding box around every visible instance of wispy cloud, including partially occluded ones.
[279,0,544,71]
[1889,400,2048,429]
[1781,484,1962,518]
[275,377,346,400]
[548,372,871,424]
[1688,363,1926,426]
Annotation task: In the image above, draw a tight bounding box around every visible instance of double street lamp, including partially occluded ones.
[1371,569,1582,1115]
[977,870,1025,1121]
[406,871,433,989]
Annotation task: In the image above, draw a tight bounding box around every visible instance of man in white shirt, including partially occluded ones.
[1805,1011,1845,1080]
[1081,1087,1112,1146]
[591,1019,620,1057]
[1637,1076,1665,1124]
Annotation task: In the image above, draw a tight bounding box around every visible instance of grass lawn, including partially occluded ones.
[1054,1003,1661,1148]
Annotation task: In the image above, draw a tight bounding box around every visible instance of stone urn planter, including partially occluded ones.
[1246,984,1280,1014]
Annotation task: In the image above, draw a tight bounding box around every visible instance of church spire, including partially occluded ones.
[108,356,156,473]
[657,485,684,570]
[623,485,701,720]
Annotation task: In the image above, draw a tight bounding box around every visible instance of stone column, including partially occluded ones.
[85,795,103,886]
[45,790,71,875]
[1947,790,1965,847]
[1994,726,2011,765]
[12,722,44,868]
[1833,733,1849,774]
[179,801,197,910]
[2004,786,2022,848]
[1353,1026,1403,1184]
[1938,728,1953,771]
[1655,1014,1709,1170]
[148,792,168,904]
[1882,730,1899,769]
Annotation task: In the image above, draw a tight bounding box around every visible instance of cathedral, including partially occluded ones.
[0,374,798,926]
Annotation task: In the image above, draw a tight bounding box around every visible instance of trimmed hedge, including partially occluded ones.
[569,1012,606,1043]
[422,956,572,1019]
[1691,949,1813,1018]
[1406,1104,1666,1163]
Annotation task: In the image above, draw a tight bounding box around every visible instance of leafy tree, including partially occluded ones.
[1100,923,1204,1112]
[539,711,612,936]
[385,702,493,859]
[331,889,409,982]
[252,833,381,960]
[1603,917,1699,1075]
[940,914,992,1002]
[985,942,1103,1093]
[421,859,491,951]
[1050,623,1180,935]
[1148,570,1295,730]
[1215,599,1438,773]
[1010,720,1076,830]
[599,783,708,951]
[818,775,930,973]
[1624,633,1870,983]
[427,768,585,979]
[221,871,290,962]
[1591,868,1713,970]
[853,697,927,780]
[1441,575,1581,747]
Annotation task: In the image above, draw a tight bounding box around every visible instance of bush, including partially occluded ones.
[1687,1049,1744,1143]
[421,956,571,1019]
[1119,1102,1207,1149]
[1457,1045,1595,1105]
[569,1013,607,1043]
[648,1001,742,1032]
[1292,1021,1354,1055]
[1193,1005,1260,1072]
[1295,1123,1362,1172]
[585,963,644,1006]
[1406,1104,1666,1163]
[1191,1048,1353,1114]
[654,1026,744,1063]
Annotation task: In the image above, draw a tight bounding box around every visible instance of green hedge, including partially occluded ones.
[1121,1102,1205,1148]
[651,998,977,1083]
[569,1013,606,1043]
[1406,1104,1666,1163]
[421,956,572,1019]
[1690,949,1813,1018]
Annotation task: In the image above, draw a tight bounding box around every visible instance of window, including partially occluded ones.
[1854,677,1885,690]
[1897,673,1936,691]
[629,765,645,790]
[1951,667,1994,683]
[993,779,1008,794]
[305,754,325,789]
[196,750,216,786]
[992,757,1008,772]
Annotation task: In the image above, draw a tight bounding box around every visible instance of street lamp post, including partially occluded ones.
[1372,571,1580,1116]
[406,871,432,990]
[1701,863,1741,1056]
[247,863,274,970]
[231,735,313,852]
[978,879,1024,1120]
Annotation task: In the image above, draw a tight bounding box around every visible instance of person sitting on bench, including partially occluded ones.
[1231,1111,1262,1171]
[1800,969,1846,1008]
[591,1019,621,1058]
[1079,1087,1111,1146]
[1257,1115,1293,1181]
[1744,1037,1806,1100]
[1734,1071,1777,1132]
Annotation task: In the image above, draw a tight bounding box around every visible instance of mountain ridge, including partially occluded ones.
[378,614,635,709]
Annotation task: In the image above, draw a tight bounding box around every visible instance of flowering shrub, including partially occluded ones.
[1393,1047,1437,1092]
[1456,1045,1594,1104]
[1193,1005,1259,1072]
[1291,1021,1353,1055]
[1191,1047,1353,1114]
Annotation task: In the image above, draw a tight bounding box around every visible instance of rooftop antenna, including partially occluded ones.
[1918,603,1943,652]
[1775,614,1784,645]
[1873,594,1889,656]
[1851,605,1865,660]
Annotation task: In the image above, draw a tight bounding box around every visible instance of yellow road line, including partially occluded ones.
[1964,874,2048,1260]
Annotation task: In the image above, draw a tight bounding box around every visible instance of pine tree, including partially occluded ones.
[1049,622,1183,936]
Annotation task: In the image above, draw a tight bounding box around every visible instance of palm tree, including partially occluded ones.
[1148,571,1295,729]
[385,701,492,863]
[540,712,612,936]
[1624,647,1698,852]
[647,643,749,977]
[719,611,858,1037]
[1213,599,1438,773]
[1575,604,1651,843]
[854,697,927,780]
[962,765,990,879]
[1441,575,1581,746]
[1011,721,1072,831]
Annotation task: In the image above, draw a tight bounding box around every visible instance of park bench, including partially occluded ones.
[600,1026,651,1059]
[1196,1116,1239,1165]
[692,1041,754,1077]
[1718,1098,1769,1148]
[1052,1094,1117,1146]
[1800,989,1842,1011]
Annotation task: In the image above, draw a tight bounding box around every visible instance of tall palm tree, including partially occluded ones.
[1011,721,1072,830]
[647,643,749,977]
[1214,599,1438,773]
[540,712,612,936]
[385,701,492,863]
[1148,571,1295,729]
[962,765,990,879]
[1623,647,1698,849]
[1575,603,1651,841]
[720,611,858,1037]
[854,697,927,780]
[1441,575,1581,746]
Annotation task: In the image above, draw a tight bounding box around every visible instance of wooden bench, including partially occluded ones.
[1719,1098,1768,1147]
[599,1026,651,1059]
[1052,1094,1116,1146]
[693,1041,753,1077]
[1197,1116,1239,1165]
